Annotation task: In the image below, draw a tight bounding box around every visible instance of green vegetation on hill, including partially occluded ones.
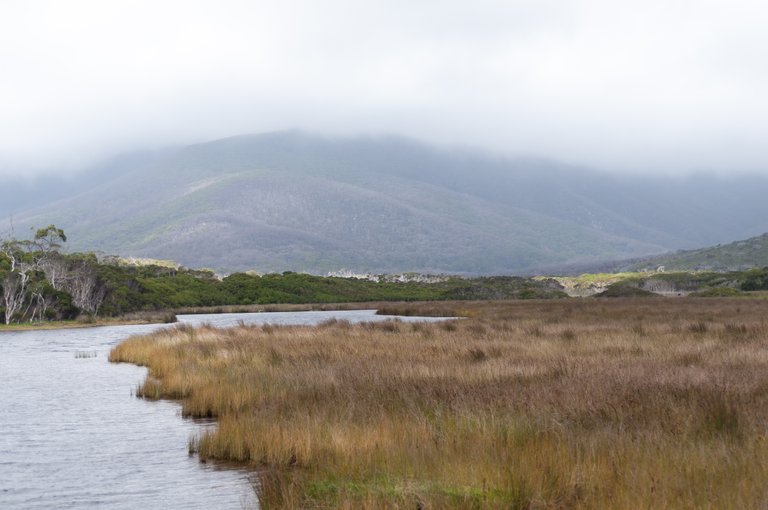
[623,233,768,272]
[593,269,768,298]
[546,266,768,298]
[94,271,566,317]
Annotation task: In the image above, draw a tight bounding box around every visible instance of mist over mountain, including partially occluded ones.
[4,131,768,275]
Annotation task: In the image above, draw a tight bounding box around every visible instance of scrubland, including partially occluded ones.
[109,298,768,508]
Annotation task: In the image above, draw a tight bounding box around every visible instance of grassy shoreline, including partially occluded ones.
[169,301,416,315]
[110,298,768,508]
[0,313,176,332]
[0,301,461,332]
[0,303,380,332]
[0,320,146,332]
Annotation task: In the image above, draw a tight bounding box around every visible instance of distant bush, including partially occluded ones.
[740,269,768,291]
[690,287,742,297]
[595,284,657,298]
[76,314,96,324]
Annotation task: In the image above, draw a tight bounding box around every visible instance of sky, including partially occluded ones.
[1,0,768,178]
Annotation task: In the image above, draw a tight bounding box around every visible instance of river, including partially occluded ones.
[0,310,442,509]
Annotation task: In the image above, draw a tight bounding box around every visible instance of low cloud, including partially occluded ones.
[2,0,768,177]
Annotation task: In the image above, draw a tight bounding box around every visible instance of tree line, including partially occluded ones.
[7,226,768,326]
[1,226,566,324]
[1,226,108,324]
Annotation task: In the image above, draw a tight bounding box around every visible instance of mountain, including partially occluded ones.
[5,131,768,274]
[0,150,168,218]
[618,233,768,272]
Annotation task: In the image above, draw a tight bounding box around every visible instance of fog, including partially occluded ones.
[2,0,768,178]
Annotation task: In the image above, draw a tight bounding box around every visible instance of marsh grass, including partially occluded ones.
[173,302,402,315]
[376,304,459,317]
[109,298,768,508]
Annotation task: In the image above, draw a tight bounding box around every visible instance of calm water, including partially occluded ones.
[0,310,440,509]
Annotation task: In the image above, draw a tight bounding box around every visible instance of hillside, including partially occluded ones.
[7,131,768,274]
[620,233,768,272]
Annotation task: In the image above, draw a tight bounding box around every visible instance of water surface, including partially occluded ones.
[0,310,438,509]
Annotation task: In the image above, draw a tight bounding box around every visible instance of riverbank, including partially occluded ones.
[110,298,768,508]
[0,301,460,332]
[0,311,177,332]
[168,301,411,315]
[0,320,141,332]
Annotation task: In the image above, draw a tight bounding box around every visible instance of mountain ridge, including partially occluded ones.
[7,131,768,274]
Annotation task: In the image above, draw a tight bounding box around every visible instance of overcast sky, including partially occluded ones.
[1,0,767,177]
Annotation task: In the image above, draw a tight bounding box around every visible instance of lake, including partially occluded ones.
[0,310,443,509]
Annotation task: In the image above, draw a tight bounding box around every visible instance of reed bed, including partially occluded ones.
[109,298,768,508]
[171,301,401,316]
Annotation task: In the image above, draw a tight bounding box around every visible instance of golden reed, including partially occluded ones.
[110,298,768,508]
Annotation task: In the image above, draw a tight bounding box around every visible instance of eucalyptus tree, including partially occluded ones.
[0,225,67,324]
[43,253,107,315]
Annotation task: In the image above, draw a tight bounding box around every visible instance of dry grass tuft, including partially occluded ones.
[110,298,768,508]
